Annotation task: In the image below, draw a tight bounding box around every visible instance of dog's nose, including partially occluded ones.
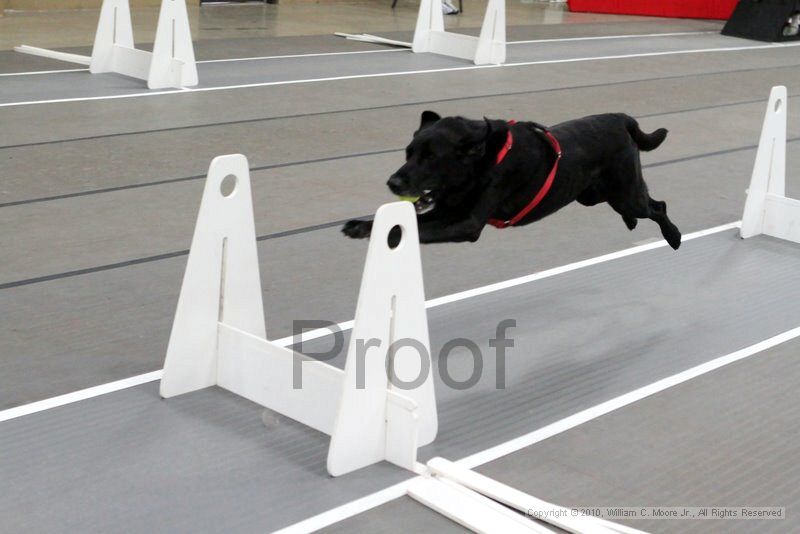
[387,175,406,194]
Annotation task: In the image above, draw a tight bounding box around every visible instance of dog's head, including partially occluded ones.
[388,111,506,209]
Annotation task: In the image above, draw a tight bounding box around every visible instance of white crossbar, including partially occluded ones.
[217,323,344,435]
[741,86,800,244]
[762,192,800,242]
[408,477,552,533]
[217,322,420,440]
[429,31,480,61]
[426,458,647,534]
[108,45,152,81]
[159,154,436,477]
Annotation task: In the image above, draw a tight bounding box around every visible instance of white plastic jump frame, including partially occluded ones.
[741,86,800,243]
[413,0,506,65]
[159,154,437,476]
[15,0,197,90]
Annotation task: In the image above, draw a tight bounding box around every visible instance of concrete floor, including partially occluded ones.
[1,3,799,533]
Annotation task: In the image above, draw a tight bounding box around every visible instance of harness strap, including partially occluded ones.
[487,120,562,229]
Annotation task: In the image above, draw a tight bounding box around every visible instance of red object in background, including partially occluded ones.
[568,0,738,20]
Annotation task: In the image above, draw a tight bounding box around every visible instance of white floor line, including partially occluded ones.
[2,40,798,108]
[186,42,799,96]
[0,68,88,77]
[0,88,187,107]
[197,47,408,64]
[509,30,717,45]
[425,221,740,310]
[0,220,738,423]
[273,480,411,534]
[0,370,162,423]
[0,30,714,77]
[276,323,800,534]
[503,42,796,69]
[157,63,502,95]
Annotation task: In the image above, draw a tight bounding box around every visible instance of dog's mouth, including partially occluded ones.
[413,190,436,215]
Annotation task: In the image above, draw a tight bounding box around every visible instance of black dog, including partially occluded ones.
[343,111,681,250]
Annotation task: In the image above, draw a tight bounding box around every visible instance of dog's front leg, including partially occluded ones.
[342,205,454,243]
[342,219,373,239]
[414,181,506,243]
[417,217,485,243]
[344,215,485,244]
[343,181,501,245]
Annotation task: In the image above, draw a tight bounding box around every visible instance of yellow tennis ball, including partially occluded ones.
[397,195,420,203]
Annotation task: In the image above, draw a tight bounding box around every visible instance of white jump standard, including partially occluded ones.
[338,0,507,65]
[15,0,198,90]
[741,85,800,244]
[413,0,506,65]
[159,154,437,476]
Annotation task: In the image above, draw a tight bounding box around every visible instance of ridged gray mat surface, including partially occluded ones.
[0,33,758,106]
[328,335,800,534]
[1,230,800,532]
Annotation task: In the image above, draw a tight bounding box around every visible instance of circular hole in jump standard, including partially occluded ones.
[388,224,403,249]
[220,174,237,197]
[775,99,783,113]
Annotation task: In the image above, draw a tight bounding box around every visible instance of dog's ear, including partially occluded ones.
[456,119,492,159]
[419,110,441,130]
[483,117,510,160]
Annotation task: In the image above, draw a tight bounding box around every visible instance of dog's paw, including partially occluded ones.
[342,219,373,239]
[665,228,682,250]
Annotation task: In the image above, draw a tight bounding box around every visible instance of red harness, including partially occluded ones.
[487,120,562,229]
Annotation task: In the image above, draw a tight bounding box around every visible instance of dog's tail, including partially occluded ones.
[625,115,668,152]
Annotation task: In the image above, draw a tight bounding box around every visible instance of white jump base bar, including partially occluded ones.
[412,458,646,533]
[13,46,92,67]
[15,0,197,90]
[334,32,412,48]
[741,86,800,244]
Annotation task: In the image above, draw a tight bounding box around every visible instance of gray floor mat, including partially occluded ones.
[2,231,799,532]
[0,33,756,106]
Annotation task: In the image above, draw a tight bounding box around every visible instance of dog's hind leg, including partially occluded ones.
[606,152,681,249]
[613,207,638,231]
[585,173,637,230]
[609,194,681,249]
[580,180,638,229]
[645,198,681,249]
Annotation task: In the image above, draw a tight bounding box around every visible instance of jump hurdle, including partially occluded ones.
[413,0,506,65]
[159,154,437,476]
[741,85,800,244]
[338,0,506,65]
[15,0,197,90]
